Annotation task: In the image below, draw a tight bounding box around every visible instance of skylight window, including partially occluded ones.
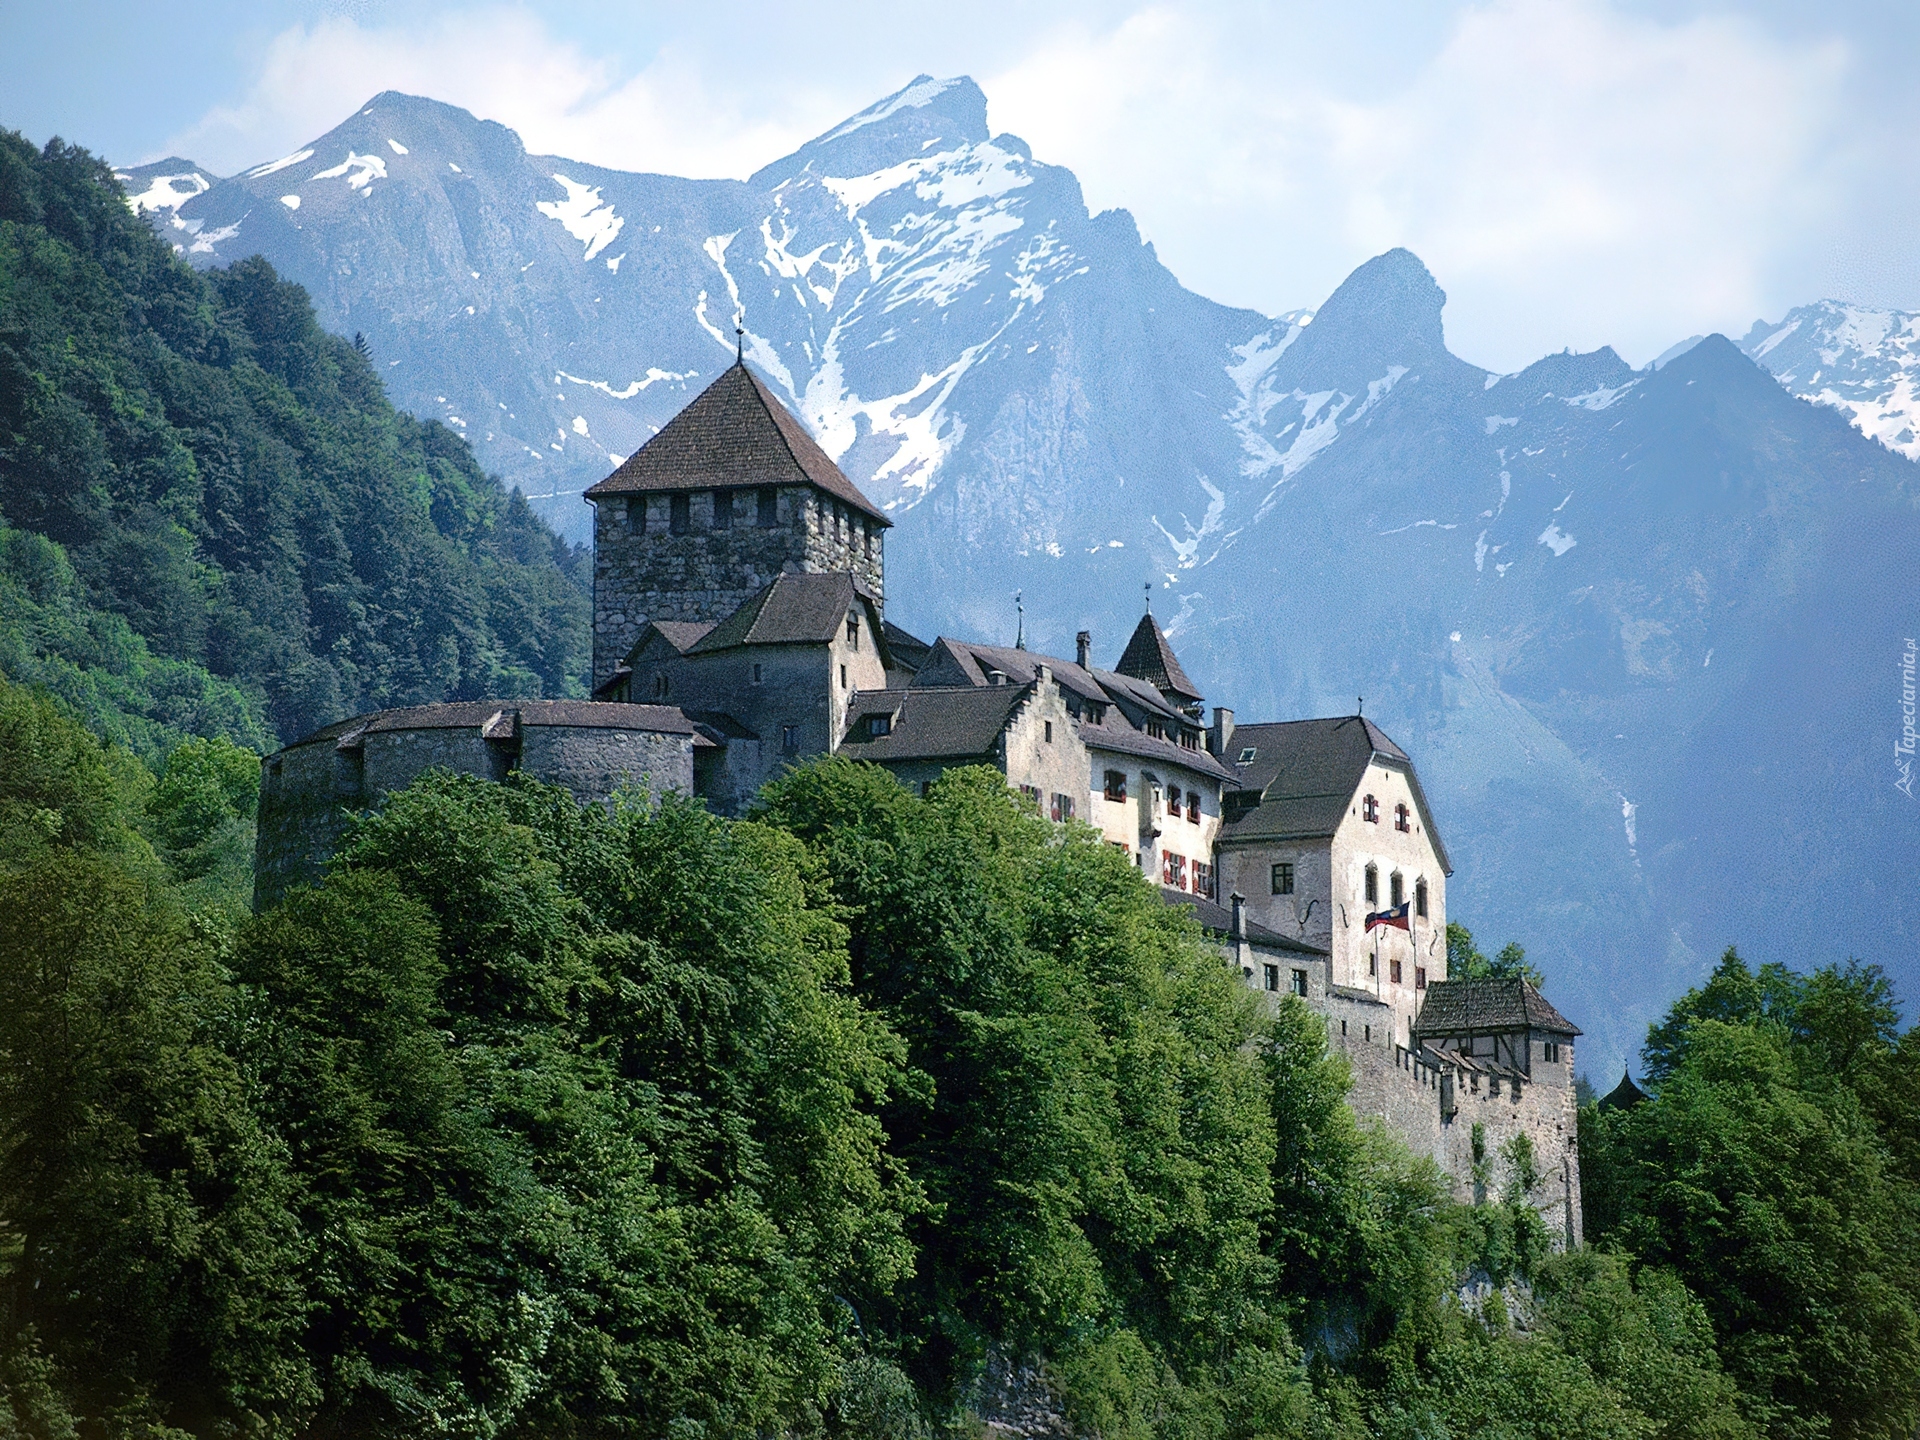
[1238,747,1257,763]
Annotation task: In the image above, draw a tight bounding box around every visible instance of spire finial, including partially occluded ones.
[734,324,744,364]
[1014,589,1025,650]
[1144,580,1152,617]
[1358,695,1364,716]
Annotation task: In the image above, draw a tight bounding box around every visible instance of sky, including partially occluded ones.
[2,0,1917,371]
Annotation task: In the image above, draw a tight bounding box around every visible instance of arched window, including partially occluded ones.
[1395,802,1411,832]
[1415,879,1429,918]
[1365,864,1379,905]
[1390,871,1403,908]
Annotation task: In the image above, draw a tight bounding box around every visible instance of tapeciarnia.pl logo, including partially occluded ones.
[1898,638,1917,798]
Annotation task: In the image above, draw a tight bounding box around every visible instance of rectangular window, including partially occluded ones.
[864,523,873,558]
[1415,879,1428,918]
[1544,1040,1559,1063]
[781,725,800,756]
[1162,853,1186,889]
[847,615,860,648]
[1362,794,1379,823]
[1019,784,1042,809]
[1390,873,1403,908]
[1044,720,1053,742]
[1395,802,1411,833]
[1369,953,1377,977]
[625,496,644,533]
[670,493,690,535]
[1105,770,1128,802]
[712,489,732,529]
[868,715,892,738]
[751,663,763,685]
[1291,969,1309,998]
[1192,860,1213,897]
[758,487,779,526]
[1271,862,1294,895]
[1391,958,1403,985]
[1263,964,1280,993]
[840,664,848,689]
[1186,790,1200,822]
[1051,793,1075,823]
[921,780,935,797]
[1416,966,1427,990]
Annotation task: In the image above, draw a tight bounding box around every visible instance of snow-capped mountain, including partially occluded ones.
[130,79,1920,1073]
[1741,301,1920,460]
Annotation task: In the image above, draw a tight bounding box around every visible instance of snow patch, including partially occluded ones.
[553,367,696,400]
[121,171,209,214]
[1151,475,1227,569]
[536,174,624,262]
[1538,522,1577,556]
[246,148,313,179]
[387,138,408,155]
[1620,796,1637,851]
[279,194,300,210]
[1565,381,1636,410]
[188,220,241,255]
[1484,415,1518,435]
[571,416,589,436]
[310,151,387,191]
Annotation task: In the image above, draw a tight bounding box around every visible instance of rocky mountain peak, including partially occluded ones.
[750,74,991,189]
[1272,246,1457,389]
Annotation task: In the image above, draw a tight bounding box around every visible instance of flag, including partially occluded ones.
[1366,902,1411,933]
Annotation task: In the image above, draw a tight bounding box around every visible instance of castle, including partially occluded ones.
[256,360,1582,1241]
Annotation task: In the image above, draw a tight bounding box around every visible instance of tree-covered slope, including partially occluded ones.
[0,132,589,749]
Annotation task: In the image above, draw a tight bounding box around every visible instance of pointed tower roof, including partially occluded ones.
[1114,610,1202,704]
[583,362,889,525]
[1599,1069,1648,1110]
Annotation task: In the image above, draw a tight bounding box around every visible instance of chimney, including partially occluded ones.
[1075,630,1091,669]
[1229,892,1246,941]
[1210,707,1235,756]
[988,669,1008,686]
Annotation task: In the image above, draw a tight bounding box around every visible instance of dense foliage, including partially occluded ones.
[1582,950,1920,1440]
[0,131,590,752]
[0,680,1913,1437]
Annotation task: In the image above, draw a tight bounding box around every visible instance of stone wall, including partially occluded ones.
[256,705,697,908]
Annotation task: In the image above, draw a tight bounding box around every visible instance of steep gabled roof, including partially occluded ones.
[583,362,890,525]
[837,685,1031,762]
[1218,715,1448,872]
[1114,611,1202,703]
[1413,977,1581,1038]
[686,573,885,656]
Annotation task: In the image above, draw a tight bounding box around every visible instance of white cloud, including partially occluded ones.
[160,0,1872,370]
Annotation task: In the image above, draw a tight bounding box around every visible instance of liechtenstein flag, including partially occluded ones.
[1365,902,1411,933]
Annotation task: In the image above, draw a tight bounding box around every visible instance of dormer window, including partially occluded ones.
[866,714,891,737]
[1395,802,1410,833]
[1362,794,1379,823]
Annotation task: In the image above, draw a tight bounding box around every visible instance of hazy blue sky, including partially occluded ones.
[3,0,1916,370]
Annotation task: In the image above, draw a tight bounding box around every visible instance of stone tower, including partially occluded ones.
[583,361,890,684]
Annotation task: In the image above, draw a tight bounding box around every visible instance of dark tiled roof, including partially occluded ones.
[649,621,715,654]
[1217,715,1449,871]
[1079,720,1236,782]
[1115,612,1202,702]
[883,621,932,673]
[278,701,699,753]
[1159,888,1328,954]
[1413,978,1581,1037]
[837,685,1029,762]
[582,362,890,525]
[687,573,881,654]
[1599,1070,1648,1110]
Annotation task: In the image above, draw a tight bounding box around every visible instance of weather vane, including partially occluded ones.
[1014,589,1025,650]
[734,324,744,364]
[1144,580,1152,616]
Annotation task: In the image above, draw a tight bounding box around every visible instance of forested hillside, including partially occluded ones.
[0,132,589,760]
[2,674,1915,1439]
